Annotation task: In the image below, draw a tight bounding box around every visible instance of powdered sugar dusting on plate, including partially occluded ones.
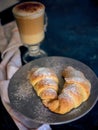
[14,82,33,101]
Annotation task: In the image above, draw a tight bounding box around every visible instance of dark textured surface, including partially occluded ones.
[0,0,98,130]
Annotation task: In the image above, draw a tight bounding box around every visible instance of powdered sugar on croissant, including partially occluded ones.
[28,67,59,106]
[62,66,91,102]
[28,66,91,114]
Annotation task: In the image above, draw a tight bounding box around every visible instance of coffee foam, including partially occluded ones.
[13,2,45,18]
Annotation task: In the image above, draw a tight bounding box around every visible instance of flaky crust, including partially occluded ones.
[28,66,91,114]
[28,68,59,86]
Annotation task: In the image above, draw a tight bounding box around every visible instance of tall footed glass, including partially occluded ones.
[12,1,47,63]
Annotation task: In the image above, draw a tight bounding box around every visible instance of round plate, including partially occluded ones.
[8,56,98,125]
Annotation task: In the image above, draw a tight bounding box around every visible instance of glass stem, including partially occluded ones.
[28,44,40,56]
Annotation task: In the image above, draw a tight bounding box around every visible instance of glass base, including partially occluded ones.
[23,49,47,63]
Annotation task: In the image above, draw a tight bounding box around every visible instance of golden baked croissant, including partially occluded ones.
[62,66,91,102]
[28,66,91,114]
[28,67,59,106]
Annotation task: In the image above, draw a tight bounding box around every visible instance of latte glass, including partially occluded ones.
[12,1,47,63]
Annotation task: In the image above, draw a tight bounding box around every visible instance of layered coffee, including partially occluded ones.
[13,2,45,45]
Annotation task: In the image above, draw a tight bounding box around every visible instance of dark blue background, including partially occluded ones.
[0,0,98,130]
[41,0,98,76]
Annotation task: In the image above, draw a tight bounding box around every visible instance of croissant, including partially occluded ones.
[28,66,91,114]
[62,66,91,102]
[28,67,59,106]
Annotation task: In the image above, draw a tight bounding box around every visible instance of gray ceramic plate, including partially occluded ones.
[8,56,98,125]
